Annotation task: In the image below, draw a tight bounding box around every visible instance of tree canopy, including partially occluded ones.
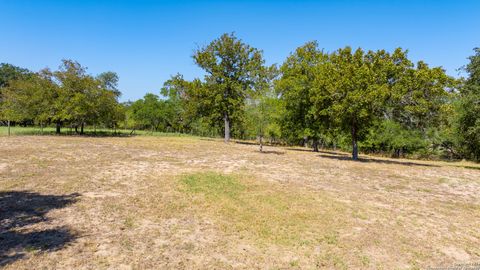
[1,35,478,162]
[192,33,272,142]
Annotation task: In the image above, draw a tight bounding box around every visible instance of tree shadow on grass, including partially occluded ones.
[287,148,350,157]
[0,191,79,266]
[317,153,440,167]
[14,130,132,137]
[259,150,286,155]
[286,147,314,153]
[234,141,258,146]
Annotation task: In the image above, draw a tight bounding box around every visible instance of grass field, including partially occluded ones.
[1,134,479,269]
[0,126,192,137]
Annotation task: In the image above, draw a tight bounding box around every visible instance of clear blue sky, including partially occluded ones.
[1,0,479,101]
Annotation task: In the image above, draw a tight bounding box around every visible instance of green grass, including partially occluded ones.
[0,126,195,137]
[181,172,245,199]
[179,172,349,246]
[0,126,57,136]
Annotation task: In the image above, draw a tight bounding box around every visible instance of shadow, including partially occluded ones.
[317,150,347,156]
[461,165,480,171]
[199,137,221,142]
[234,141,258,146]
[0,191,79,266]
[317,154,440,167]
[286,147,314,153]
[287,148,348,156]
[259,150,286,155]
[73,131,132,137]
[3,129,133,138]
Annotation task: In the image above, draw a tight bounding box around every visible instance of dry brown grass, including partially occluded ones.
[0,135,479,269]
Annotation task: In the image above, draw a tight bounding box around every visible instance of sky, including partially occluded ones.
[1,0,479,101]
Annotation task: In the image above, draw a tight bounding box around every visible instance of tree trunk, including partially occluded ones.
[224,112,230,143]
[312,139,319,152]
[75,125,78,134]
[56,122,61,134]
[80,122,84,135]
[303,136,308,148]
[259,135,263,152]
[351,125,358,160]
[7,120,10,136]
[393,149,400,158]
[40,122,44,135]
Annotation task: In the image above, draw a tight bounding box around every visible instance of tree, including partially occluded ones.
[277,41,329,151]
[130,93,166,132]
[1,69,57,135]
[1,60,124,135]
[50,60,123,134]
[161,74,199,133]
[97,71,121,97]
[381,49,455,158]
[0,63,31,89]
[193,33,269,142]
[318,47,392,160]
[388,59,454,132]
[51,60,91,134]
[363,119,427,157]
[0,63,33,134]
[456,48,480,160]
[245,66,279,151]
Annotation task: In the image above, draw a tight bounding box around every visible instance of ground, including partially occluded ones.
[0,135,479,269]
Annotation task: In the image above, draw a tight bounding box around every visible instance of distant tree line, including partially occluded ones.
[1,33,479,161]
[0,60,124,135]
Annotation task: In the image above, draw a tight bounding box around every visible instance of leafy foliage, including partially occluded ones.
[1,35,478,162]
[192,33,271,141]
[0,60,123,133]
[455,48,480,160]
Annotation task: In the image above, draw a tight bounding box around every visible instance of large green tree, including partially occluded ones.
[318,47,392,160]
[456,48,480,160]
[276,41,329,150]
[0,63,33,133]
[193,33,269,142]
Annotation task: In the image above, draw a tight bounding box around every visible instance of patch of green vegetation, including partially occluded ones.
[181,172,245,199]
[316,251,348,270]
[289,260,300,267]
[179,172,348,247]
[0,126,56,136]
[438,178,449,184]
[0,126,196,138]
[352,209,369,220]
[323,231,339,245]
[360,254,370,266]
[123,216,135,229]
